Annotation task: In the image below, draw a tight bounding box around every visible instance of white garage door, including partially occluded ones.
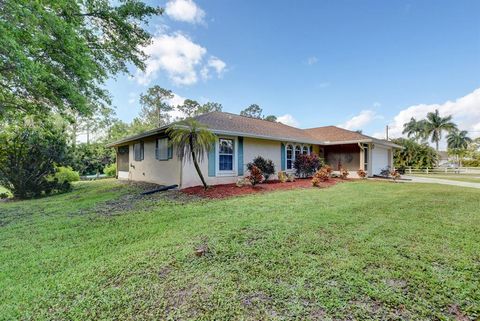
[372,146,389,175]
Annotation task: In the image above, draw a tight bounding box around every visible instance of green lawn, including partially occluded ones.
[409,173,480,183]
[1,180,479,320]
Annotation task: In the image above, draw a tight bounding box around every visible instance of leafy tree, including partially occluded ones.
[263,115,277,122]
[0,117,70,198]
[402,117,427,141]
[69,106,115,145]
[178,99,201,117]
[197,102,223,115]
[424,110,457,151]
[247,156,275,180]
[105,118,152,143]
[447,130,472,166]
[139,86,174,127]
[0,0,162,120]
[167,118,216,190]
[70,142,116,175]
[240,104,263,119]
[240,104,277,121]
[392,138,438,170]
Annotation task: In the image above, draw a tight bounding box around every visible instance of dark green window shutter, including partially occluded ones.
[208,142,216,177]
[281,143,286,171]
[238,137,244,176]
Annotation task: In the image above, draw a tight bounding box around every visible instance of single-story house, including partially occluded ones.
[107,111,401,188]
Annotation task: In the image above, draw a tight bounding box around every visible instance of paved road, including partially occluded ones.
[403,176,480,189]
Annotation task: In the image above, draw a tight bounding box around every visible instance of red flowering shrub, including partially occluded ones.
[339,167,349,179]
[311,166,331,186]
[390,169,401,182]
[293,153,323,178]
[357,168,367,179]
[246,165,263,186]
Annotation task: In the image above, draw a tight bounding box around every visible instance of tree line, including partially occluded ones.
[393,109,478,170]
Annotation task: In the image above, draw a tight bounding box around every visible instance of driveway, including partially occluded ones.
[403,175,480,189]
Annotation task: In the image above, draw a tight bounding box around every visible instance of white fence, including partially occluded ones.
[405,167,480,175]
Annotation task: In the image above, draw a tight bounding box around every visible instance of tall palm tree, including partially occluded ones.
[402,117,427,141]
[424,109,457,152]
[447,130,472,167]
[167,118,216,190]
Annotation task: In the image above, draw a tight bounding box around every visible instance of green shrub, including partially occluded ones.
[104,163,117,177]
[0,118,70,198]
[54,166,80,184]
[70,143,116,175]
[247,156,275,180]
[462,159,480,167]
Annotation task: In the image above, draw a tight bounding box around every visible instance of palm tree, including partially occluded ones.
[447,130,472,167]
[167,118,216,190]
[424,109,457,152]
[402,117,426,141]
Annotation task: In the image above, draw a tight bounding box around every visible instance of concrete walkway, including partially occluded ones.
[403,175,480,189]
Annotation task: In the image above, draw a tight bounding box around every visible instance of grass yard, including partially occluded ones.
[409,173,480,183]
[1,179,479,320]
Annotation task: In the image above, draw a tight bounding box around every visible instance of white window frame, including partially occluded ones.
[286,144,294,170]
[302,145,309,155]
[285,143,312,172]
[216,136,237,176]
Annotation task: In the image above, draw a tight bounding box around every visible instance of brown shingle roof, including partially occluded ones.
[107,111,401,148]
[194,112,317,143]
[304,126,370,142]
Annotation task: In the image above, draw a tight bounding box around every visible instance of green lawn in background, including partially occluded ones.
[1,179,479,320]
[409,172,480,183]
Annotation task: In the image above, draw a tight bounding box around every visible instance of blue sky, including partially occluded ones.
[107,0,480,141]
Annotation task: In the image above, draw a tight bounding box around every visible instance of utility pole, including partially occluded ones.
[385,125,389,140]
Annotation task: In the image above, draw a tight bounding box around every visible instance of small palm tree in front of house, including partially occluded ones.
[424,109,457,152]
[447,130,472,167]
[167,118,216,190]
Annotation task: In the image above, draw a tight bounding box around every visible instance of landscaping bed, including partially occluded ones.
[182,178,344,199]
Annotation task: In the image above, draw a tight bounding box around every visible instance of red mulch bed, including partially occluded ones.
[181,178,346,199]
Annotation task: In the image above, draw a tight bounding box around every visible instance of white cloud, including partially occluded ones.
[136,32,226,86]
[306,56,318,65]
[338,110,378,130]
[386,88,480,140]
[277,114,299,127]
[166,92,186,108]
[128,92,137,105]
[165,0,205,24]
[201,56,227,80]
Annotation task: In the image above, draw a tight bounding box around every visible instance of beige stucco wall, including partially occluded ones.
[125,138,181,186]
[180,137,284,188]
[243,137,283,177]
[180,151,240,188]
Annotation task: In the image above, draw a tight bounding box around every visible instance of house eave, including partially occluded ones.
[106,126,402,149]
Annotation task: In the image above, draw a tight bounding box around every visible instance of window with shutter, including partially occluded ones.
[134,142,144,161]
[156,138,169,160]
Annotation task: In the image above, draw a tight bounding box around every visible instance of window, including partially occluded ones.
[134,141,144,161]
[219,138,234,171]
[156,138,169,160]
[364,146,369,171]
[295,145,301,160]
[286,144,293,169]
[302,146,309,155]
